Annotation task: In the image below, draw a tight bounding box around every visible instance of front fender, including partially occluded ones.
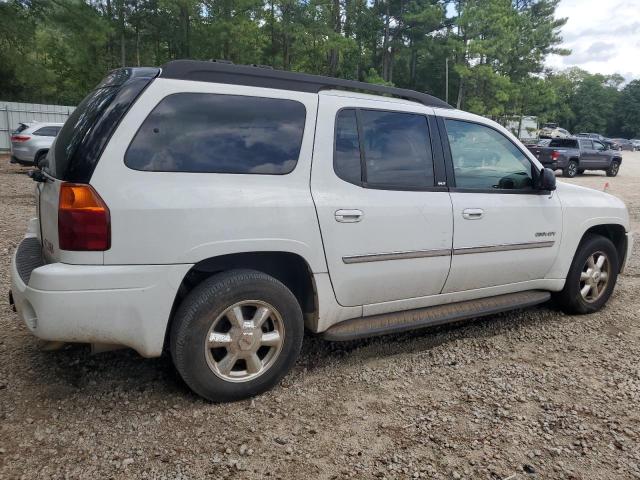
[546,182,629,279]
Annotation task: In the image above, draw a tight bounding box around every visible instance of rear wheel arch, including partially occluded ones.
[34,149,48,164]
[165,251,317,349]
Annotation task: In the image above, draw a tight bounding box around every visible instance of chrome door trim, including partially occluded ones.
[342,240,555,264]
[453,240,555,256]
[342,248,452,264]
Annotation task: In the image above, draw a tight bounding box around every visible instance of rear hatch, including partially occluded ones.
[38,67,160,264]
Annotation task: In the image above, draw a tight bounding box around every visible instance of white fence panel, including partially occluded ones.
[0,101,75,152]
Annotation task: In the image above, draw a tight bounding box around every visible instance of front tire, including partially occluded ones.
[564,160,578,178]
[170,270,304,402]
[553,234,619,314]
[606,160,620,177]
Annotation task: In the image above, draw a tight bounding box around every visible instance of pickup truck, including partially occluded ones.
[527,137,622,178]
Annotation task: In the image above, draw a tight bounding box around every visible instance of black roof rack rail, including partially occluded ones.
[159,60,453,109]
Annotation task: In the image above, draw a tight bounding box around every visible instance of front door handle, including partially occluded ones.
[462,208,484,220]
[335,209,363,223]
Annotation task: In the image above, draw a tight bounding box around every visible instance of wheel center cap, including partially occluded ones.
[238,331,254,350]
[593,271,601,281]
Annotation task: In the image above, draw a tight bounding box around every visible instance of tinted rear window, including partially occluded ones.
[549,138,578,148]
[125,93,306,174]
[13,124,29,134]
[47,87,120,179]
[43,67,159,182]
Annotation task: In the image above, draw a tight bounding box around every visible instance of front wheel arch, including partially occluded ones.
[579,224,627,272]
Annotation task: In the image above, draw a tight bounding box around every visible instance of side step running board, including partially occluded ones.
[322,290,551,342]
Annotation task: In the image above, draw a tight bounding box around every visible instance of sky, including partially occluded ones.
[545,0,640,82]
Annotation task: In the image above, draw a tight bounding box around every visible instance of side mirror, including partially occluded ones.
[539,167,556,191]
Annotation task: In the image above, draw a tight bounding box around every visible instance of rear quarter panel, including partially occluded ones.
[91,79,327,273]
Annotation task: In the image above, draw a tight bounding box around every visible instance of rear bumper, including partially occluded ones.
[10,232,192,357]
[10,146,35,163]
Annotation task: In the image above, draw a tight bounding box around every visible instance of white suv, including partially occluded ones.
[10,61,633,402]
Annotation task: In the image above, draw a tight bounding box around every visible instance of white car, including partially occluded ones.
[10,61,633,402]
[10,122,63,165]
[539,123,571,139]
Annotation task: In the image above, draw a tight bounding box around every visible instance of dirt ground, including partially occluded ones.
[1,152,640,480]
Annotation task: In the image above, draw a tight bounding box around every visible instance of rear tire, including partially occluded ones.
[553,234,618,314]
[170,269,304,402]
[564,160,578,178]
[606,160,620,177]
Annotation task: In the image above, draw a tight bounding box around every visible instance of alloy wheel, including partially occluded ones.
[204,300,285,382]
[579,251,610,303]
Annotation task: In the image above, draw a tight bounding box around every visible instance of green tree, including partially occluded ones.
[615,80,640,138]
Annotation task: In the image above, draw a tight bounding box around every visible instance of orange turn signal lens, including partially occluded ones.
[58,183,110,251]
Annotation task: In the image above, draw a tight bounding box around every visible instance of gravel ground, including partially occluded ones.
[1,153,640,480]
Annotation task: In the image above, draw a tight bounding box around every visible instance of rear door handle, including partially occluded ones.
[462,208,484,220]
[335,209,363,223]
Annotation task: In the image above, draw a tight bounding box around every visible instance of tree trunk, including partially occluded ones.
[456,75,464,109]
[135,24,140,66]
[328,0,341,75]
[409,38,417,87]
[116,0,126,67]
[382,2,391,81]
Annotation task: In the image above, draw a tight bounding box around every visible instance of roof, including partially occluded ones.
[159,60,452,110]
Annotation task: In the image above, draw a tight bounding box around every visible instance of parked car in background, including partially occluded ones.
[539,123,570,139]
[527,137,622,177]
[9,61,632,402]
[631,139,640,151]
[10,122,63,166]
[576,133,620,151]
[611,139,634,151]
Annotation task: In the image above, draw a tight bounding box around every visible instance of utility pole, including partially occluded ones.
[445,57,449,104]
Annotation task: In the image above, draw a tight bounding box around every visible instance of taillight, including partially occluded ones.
[11,135,31,142]
[550,150,561,160]
[58,183,110,251]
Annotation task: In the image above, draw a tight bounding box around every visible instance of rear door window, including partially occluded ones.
[125,93,306,174]
[333,108,435,189]
[579,139,593,149]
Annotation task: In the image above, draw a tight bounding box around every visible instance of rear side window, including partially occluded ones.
[578,139,592,149]
[33,126,61,137]
[334,109,434,189]
[125,93,306,174]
